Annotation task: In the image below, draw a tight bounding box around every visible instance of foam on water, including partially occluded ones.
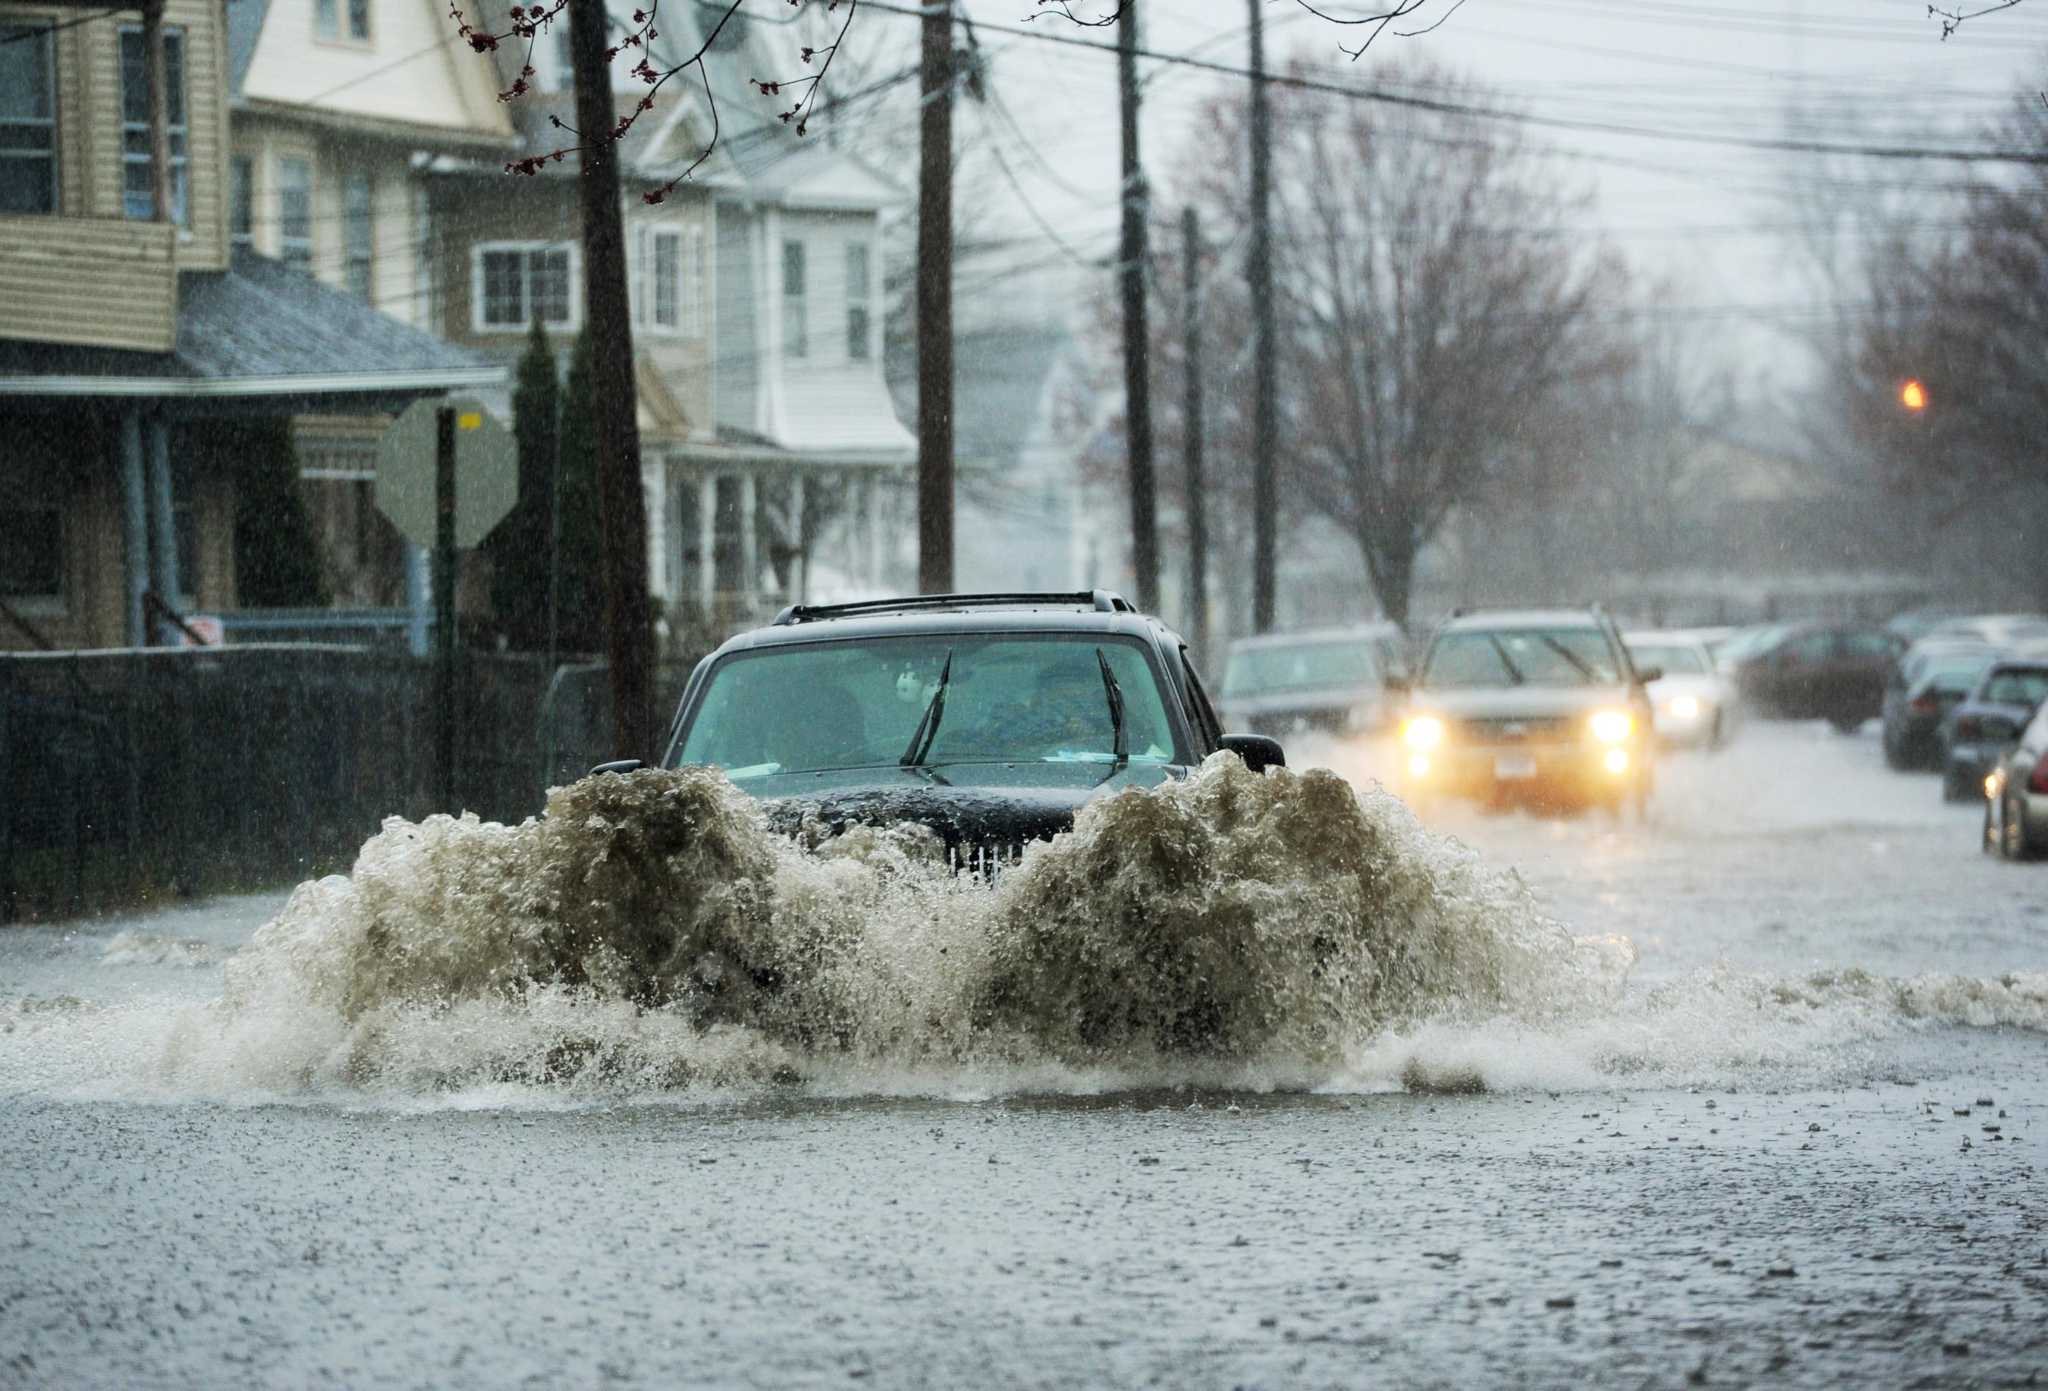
[3,756,2043,1106]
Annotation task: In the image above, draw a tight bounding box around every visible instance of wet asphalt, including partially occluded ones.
[3,722,2046,1389]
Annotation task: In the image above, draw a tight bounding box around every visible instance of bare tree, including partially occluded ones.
[1251,65,1624,625]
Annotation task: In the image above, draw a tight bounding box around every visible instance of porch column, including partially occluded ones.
[405,543,430,658]
[739,471,759,604]
[644,461,669,602]
[144,415,180,641]
[865,471,883,591]
[119,411,148,647]
[787,471,806,604]
[697,472,716,613]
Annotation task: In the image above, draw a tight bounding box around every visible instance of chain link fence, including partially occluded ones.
[0,645,704,922]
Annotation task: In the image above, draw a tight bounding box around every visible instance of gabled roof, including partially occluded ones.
[0,250,501,398]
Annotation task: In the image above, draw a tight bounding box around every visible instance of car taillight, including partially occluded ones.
[1909,695,1938,715]
[2029,762,2048,796]
[1956,716,1981,740]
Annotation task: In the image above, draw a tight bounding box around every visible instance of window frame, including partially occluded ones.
[315,0,372,43]
[229,154,254,247]
[342,170,373,301]
[0,21,57,217]
[118,24,189,226]
[470,240,582,333]
[277,155,313,271]
[781,238,808,358]
[635,223,684,334]
[845,240,871,362]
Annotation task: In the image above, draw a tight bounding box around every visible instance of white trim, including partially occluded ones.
[0,367,506,398]
[469,240,582,334]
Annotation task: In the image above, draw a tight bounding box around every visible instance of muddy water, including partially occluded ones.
[2,724,2044,1386]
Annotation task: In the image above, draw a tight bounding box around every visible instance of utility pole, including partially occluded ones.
[434,406,457,811]
[567,0,654,757]
[1181,206,1208,653]
[1247,0,1278,633]
[917,0,955,595]
[1119,1,1159,613]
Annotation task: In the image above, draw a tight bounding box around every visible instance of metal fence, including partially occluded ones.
[0,645,703,922]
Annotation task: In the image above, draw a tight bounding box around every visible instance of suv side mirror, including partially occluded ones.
[588,758,646,778]
[1634,665,1663,685]
[1218,733,1286,774]
[1384,674,1410,697]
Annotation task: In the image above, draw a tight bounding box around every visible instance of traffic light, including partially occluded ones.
[1900,378,1928,412]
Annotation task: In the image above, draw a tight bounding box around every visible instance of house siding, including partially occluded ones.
[0,0,226,351]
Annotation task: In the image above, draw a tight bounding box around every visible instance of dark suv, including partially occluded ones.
[1397,607,1657,816]
[610,592,1281,861]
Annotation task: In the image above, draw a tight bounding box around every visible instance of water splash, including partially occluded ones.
[7,757,2043,1104]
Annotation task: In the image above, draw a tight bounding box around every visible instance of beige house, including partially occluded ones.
[0,0,498,651]
[225,0,914,637]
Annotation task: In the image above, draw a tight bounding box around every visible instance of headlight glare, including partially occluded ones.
[1589,709,1634,744]
[1669,695,1701,720]
[1401,715,1446,751]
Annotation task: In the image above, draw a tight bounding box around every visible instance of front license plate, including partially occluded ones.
[1494,753,1538,780]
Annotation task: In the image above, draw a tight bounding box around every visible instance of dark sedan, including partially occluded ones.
[1881,645,1999,772]
[1940,659,2048,801]
[1728,622,1902,731]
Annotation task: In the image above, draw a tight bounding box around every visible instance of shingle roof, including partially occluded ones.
[0,249,499,393]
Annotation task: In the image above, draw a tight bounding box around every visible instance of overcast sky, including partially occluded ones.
[791,0,2048,377]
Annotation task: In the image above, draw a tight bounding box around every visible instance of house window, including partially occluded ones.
[473,243,577,331]
[782,239,807,358]
[119,26,188,225]
[277,157,313,271]
[229,155,254,247]
[845,241,871,362]
[636,224,682,332]
[316,0,371,41]
[0,24,56,216]
[0,504,63,611]
[343,172,373,301]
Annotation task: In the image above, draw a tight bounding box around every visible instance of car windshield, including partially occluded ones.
[1222,639,1380,697]
[1981,668,2048,706]
[1627,642,1708,676]
[673,634,1183,778]
[1422,627,1621,688]
[1717,624,1788,664]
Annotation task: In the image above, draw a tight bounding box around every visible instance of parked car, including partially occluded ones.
[1398,607,1656,816]
[1886,605,1972,644]
[1625,631,1739,749]
[1217,622,1409,737]
[1982,697,2048,860]
[599,591,1283,865]
[1927,612,2048,649]
[1713,622,1792,675]
[1881,644,2000,772]
[1726,622,1901,731]
[1940,659,2048,801]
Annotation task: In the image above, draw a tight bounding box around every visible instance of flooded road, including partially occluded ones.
[3,723,2044,1388]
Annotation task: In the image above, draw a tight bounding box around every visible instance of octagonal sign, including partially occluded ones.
[375,396,518,550]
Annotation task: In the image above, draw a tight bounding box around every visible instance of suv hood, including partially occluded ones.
[741,760,1180,847]
[1410,686,1632,720]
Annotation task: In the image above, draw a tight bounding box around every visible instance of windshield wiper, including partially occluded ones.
[1485,634,1526,686]
[1535,634,1599,683]
[1096,647,1128,769]
[899,648,955,768]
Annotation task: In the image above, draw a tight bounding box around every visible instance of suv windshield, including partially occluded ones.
[1627,642,1708,676]
[1423,627,1622,689]
[673,634,1183,778]
[1223,639,1380,697]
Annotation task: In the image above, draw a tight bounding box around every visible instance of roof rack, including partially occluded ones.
[770,590,1136,626]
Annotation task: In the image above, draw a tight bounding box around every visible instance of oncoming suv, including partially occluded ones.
[605,592,1283,863]
[1397,607,1658,816]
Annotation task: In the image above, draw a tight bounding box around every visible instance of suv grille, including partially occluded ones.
[1458,715,1578,744]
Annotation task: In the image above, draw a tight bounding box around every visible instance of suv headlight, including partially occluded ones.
[1401,715,1446,750]
[1668,694,1701,720]
[1589,709,1634,744]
